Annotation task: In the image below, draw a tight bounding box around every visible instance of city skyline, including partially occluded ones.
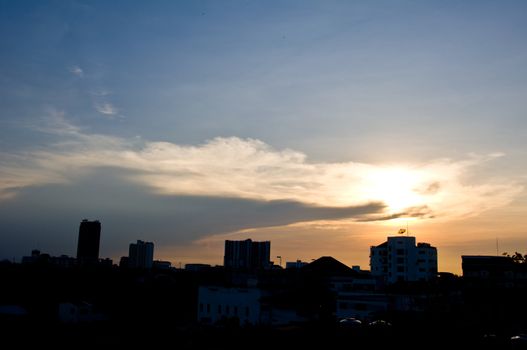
[8,217,507,277]
[1,1,527,274]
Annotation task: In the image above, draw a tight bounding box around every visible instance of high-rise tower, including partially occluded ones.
[76,219,101,264]
[128,240,154,269]
[224,239,271,270]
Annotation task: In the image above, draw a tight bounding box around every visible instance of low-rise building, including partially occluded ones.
[58,302,106,323]
[336,292,389,321]
[197,286,264,325]
[462,255,527,288]
[285,260,309,269]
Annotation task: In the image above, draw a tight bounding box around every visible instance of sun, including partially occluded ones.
[365,166,427,214]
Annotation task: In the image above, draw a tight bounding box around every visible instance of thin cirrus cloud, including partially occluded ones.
[90,89,112,97]
[68,65,83,77]
[0,114,522,222]
[94,102,118,116]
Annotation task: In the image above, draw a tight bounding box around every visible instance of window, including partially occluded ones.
[218,305,222,314]
[397,266,404,272]
[397,257,404,263]
[199,303,203,313]
[246,306,250,317]
[396,249,405,255]
[207,304,210,313]
[419,268,425,272]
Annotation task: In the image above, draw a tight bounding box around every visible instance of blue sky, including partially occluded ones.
[1,1,526,272]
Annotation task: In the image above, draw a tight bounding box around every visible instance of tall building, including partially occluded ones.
[370,235,437,284]
[224,239,271,270]
[128,240,154,269]
[76,219,101,264]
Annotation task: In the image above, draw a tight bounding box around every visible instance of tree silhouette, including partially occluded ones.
[502,252,526,263]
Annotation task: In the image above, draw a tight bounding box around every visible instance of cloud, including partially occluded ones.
[0,116,523,222]
[356,205,434,222]
[90,89,112,97]
[68,65,83,77]
[94,102,118,116]
[0,166,387,260]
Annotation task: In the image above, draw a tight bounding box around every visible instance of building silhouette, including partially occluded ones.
[197,286,263,325]
[462,255,527,288]
[128,240,154,269]
[224,239,271,270]
[285,260,309,269]
[76,219,101,264]
[370,235,437,284]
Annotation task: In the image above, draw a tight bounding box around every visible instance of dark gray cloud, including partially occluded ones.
[0,168,386,260]
[356,205,434,222]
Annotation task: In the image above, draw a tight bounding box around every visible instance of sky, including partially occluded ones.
[1,0,526,273]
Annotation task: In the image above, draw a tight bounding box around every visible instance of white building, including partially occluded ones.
[370,236,437,284]
[58,302,105,323]
[197,286,264,325]
[336,292,389,321]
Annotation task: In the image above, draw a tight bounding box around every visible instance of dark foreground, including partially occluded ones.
[2,318,527,349]
[1,261,527,349]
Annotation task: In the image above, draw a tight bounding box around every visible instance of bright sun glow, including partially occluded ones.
[364,166,427,213]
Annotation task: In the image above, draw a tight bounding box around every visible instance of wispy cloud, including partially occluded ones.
[68,65,83,77]
[0,116,522,222]
[90,89,112,97]
[94,102,118,116]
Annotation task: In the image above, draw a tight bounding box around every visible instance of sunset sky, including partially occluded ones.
[1,1,526,273]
